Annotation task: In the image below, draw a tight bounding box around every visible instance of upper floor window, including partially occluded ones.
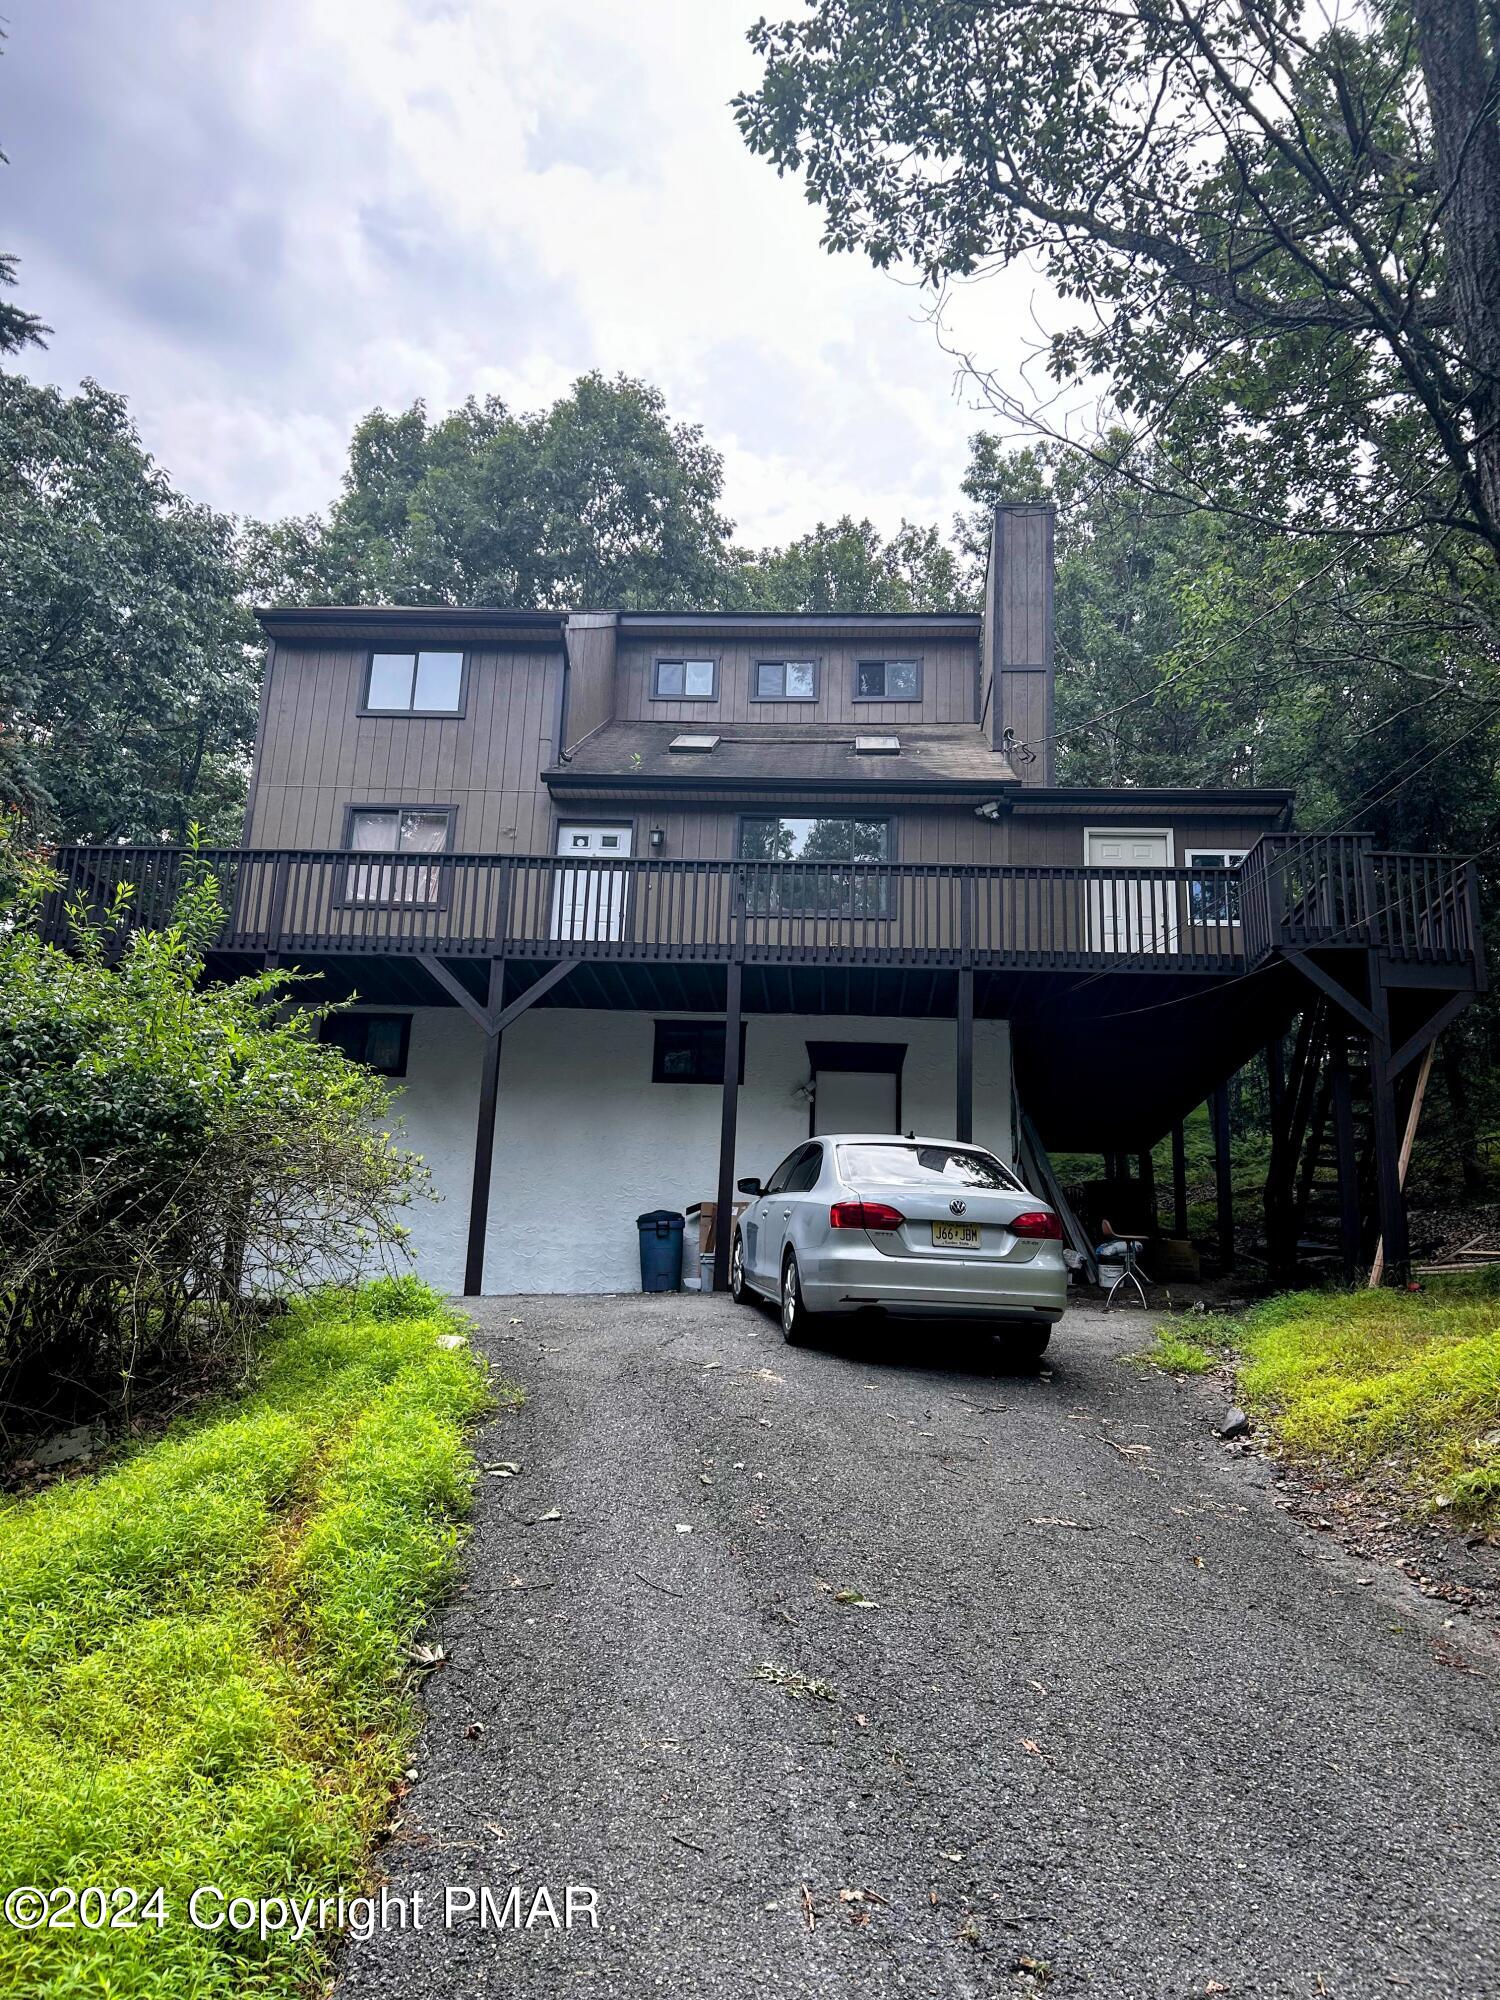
[652,658,718,700]
[364,650,464,714]
[855,659,920,701]
[754,659,818,702]
[1185,849,1247,925]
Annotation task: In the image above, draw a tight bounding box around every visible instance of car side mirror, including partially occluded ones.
[736,1177,763,1197]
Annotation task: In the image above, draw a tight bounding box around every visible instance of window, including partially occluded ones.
[836,1142,1022,1192]
[1185,849,1247,925]
[320,1013,411,1077]
[855,659,920,701]
[343,807,452,905]
[652,658,717,700]
[754,659,818,702]
[652,1019,747,1085]
[737,815,892,916]
[764,1146,807,1196]
[364,650,464,714]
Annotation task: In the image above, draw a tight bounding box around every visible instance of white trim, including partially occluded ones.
[1082,824,1176,864]
[1183,847,1248,928]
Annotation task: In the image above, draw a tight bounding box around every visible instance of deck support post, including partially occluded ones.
[1329,1034,1361,1284]
[712,958,744,1292]
[1211,1083,1234,1272]
[955,964,974,1143]
[1366,955,1410,1286]
[463,958,506,1298]
[1138,1147,1157,1229]
[1170,1123,1188,1237]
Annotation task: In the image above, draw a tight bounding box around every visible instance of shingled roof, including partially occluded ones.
[547,721,1013,792]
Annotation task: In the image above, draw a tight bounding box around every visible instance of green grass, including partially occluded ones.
[1140,1279,1500,1527]
[0,1275,503,1998]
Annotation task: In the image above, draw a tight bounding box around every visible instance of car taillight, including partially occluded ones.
[830,1200,906,1232]
[1010,1209,1063,1240]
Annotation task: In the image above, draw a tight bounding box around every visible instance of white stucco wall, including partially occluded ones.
[368,1008,1012,1295]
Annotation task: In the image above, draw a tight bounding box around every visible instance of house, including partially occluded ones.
[47,507,1485,1294]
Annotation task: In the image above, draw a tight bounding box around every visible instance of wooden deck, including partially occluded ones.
[39,832,1482,981]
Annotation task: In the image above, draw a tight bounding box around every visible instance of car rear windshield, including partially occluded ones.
[836,1143,1022,1191]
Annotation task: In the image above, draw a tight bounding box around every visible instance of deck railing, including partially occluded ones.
[37,835,1481,976]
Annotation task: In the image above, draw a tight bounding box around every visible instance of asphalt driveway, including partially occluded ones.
[338,1295,1500,1999]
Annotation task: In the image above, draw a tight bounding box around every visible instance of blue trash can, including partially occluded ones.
[636,1210,685,1292]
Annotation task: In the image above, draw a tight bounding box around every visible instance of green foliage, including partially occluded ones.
[0,1281,503,1998]
[0,376,259,843]
[740,514,970,612]
[1142,1287,1500,1525]
[736,0,1500,568]
[0,847,424,1412]
[245,372,738,611]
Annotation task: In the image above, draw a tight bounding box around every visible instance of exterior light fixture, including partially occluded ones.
[649,827,665,851]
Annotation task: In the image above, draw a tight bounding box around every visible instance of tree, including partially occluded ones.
[250,373,738,611]
[0,377,259,842]
[740,514,970,611]
[0,850,424,1411]
[736,0,1500,569]
[1,32,48,358]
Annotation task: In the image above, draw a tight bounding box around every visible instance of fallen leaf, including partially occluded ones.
[854,1713,869,1728]
[800,1882,816,1932]
[674,1522,693,1534]
[1020,1737,1043,1756]
[941,1850,964,1863]
[531,1508,562,1524]
[485,1461,521,1477]
[833,1588,879,1608]
[464,1721,485,1740]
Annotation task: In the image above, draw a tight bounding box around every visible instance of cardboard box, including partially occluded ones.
[697,1199,749,1255]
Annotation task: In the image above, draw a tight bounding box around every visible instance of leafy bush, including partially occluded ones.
[0,851,426,1417]
[0,1280,501,1998]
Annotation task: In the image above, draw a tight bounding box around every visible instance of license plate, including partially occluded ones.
[931,1222,981,1248]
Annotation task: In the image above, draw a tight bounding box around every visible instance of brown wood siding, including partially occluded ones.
[1009,811,1276,867]
[993,506,1055,786]
[612,639,979,727]
[563,615,617,750]
[245,642,563,853]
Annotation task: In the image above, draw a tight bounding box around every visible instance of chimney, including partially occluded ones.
[982,502,1055,785]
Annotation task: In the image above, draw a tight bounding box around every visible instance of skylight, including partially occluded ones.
[669,733,720,752]
[854,734,901,756]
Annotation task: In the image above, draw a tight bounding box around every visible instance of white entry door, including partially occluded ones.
[552,824,632,941]
[813,1069,899,1135]
[1086,829,1176,954]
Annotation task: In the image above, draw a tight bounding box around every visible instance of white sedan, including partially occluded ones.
[729,1134,1067,1356]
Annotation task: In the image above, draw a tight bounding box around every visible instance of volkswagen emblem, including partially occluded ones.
[949,1198,967,1216]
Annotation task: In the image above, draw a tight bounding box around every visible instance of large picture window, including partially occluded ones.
[363,650,464,714]
[737,815,892,915]
[343,807,453,906]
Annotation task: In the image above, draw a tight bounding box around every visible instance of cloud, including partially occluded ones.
[4,0,1047,545]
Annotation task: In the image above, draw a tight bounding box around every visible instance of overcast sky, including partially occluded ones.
[6,0,1049,547]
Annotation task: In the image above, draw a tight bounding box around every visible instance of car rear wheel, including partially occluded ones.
[781,1251,815,1346]
[730,1231,750,1304]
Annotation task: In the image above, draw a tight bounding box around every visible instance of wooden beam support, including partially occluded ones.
[1369,1044,1433,1288]
[1281,949,1378,1035]
[956,964,974,1143]
[1384,988,1472,1084]
[1171,1122,1188,1238]
[1329,1035,1361,1285]
[418,953,494,1032]
[491,958,577,1036]
[711,959,743,1293]
[1212,1082,1234,1273]
[1365,958,1410,1287]
[463,958,506,1298]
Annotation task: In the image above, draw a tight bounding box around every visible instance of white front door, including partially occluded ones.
[552,824,632,941]
[1086,829,1175,953]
